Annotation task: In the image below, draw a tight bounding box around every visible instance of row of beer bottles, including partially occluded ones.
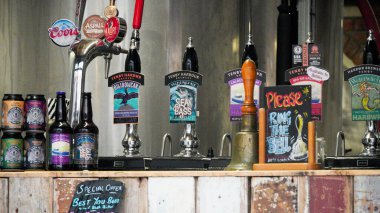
[48,91,99,170]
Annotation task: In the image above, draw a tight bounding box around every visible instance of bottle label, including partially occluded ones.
[26,136,45,169]
[2,138,23,169]
[2,100,24,130]
[74,133,97,165]
[50,133,71,165]
[26,100,46,130]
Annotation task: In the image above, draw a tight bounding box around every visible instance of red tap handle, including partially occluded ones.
[241,59,257,115]
[132,0,144,29]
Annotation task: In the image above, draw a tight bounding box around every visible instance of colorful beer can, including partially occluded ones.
[25,94,47,131]
[25,131,46,170]
[1,131,24,170]
[2,94,24,131]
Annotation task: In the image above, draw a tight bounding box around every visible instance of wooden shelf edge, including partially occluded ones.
[0,169,379,178]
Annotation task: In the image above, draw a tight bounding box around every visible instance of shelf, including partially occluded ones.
[0,169,380,178]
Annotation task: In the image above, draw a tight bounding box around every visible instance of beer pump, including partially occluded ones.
[122,0,145,157]
[225,59,259,171]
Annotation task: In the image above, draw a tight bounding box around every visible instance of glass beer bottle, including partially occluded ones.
[73,92,99,170]
[48,92,72,170]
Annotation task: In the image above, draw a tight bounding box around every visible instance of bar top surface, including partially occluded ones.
[0,170,379,178]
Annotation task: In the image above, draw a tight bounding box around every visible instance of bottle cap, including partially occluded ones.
[186,37,194,48]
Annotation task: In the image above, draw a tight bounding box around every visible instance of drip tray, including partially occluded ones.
[325,156,380,169]
[208,157,231,170]
[98,157,151,170]
[149,157,211,170]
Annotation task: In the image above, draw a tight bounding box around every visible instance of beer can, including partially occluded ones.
[25,131,46,170]
[2,94,24,131]
[25,94,47,131]
[1,131,24,171]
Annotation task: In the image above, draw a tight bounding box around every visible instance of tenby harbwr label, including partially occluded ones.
[2,138,23,169]
[108,72,144,124]
[50,133,71,165]
[2,100,24,130]
[165,71,203,123]
[224,68,266,121]
[74,133,98,165]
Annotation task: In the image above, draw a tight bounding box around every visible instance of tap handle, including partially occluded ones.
[133,0,145,29]
[75,0,87,35]
[241,59,257,115]
[109,0,116,6]
[104,54,112,79]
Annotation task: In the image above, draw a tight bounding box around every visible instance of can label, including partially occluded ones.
[26,136,45,169]
[2,138,23,169]
[2,100,24,130]
[26,100,46,130]
[74,133,97,165]
[50,133,71,165]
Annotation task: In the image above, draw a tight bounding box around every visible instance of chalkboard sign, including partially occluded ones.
[69,179,125,213]
[262,85,311,163]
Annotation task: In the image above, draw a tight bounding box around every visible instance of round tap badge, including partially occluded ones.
[82,15,106,39]
[48,19,79,47]
[104,17,126,43]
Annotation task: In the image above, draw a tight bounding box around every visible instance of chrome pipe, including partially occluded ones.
[220,133,232,157]
[161,133,173,157]
[335,131,345,157]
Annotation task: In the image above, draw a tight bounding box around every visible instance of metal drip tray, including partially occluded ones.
[149,157,211,170]
[98,156,151,170]
[325,156,380,169]
[208,157,231,170]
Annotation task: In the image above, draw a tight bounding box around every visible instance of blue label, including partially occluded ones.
[74,133,97,164]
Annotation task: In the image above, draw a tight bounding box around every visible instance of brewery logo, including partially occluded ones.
[82,15,106,39]
[104,17,126,43]
[293,45,302,54]
[5,145,22,163]
[28,145,45,164]
[27,107,44,125]
[8,107,23,124]
[48,19,79,47]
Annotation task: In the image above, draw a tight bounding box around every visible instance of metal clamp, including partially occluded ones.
[161,133,172,157]
[220,133,232,157]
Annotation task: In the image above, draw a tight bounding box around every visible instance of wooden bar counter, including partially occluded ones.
[1,170,380,212]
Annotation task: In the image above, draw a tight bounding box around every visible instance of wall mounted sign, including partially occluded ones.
[69,179,125,213]
[262,85,312,163]
[285,66,329,121]
[344,64,380,121]
[292,44,322,67]
[224,68,266,121]
[48,19,79,47]
[82,15,106,39]
[108,72,144,124]
[165,71,202,123]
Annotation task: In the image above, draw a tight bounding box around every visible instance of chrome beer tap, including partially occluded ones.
[68,0,128,128]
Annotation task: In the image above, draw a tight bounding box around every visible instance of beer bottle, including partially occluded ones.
[48,92,72,170]
[73,92,99,170]
[125,39,141,73]
[182,37,199,72]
